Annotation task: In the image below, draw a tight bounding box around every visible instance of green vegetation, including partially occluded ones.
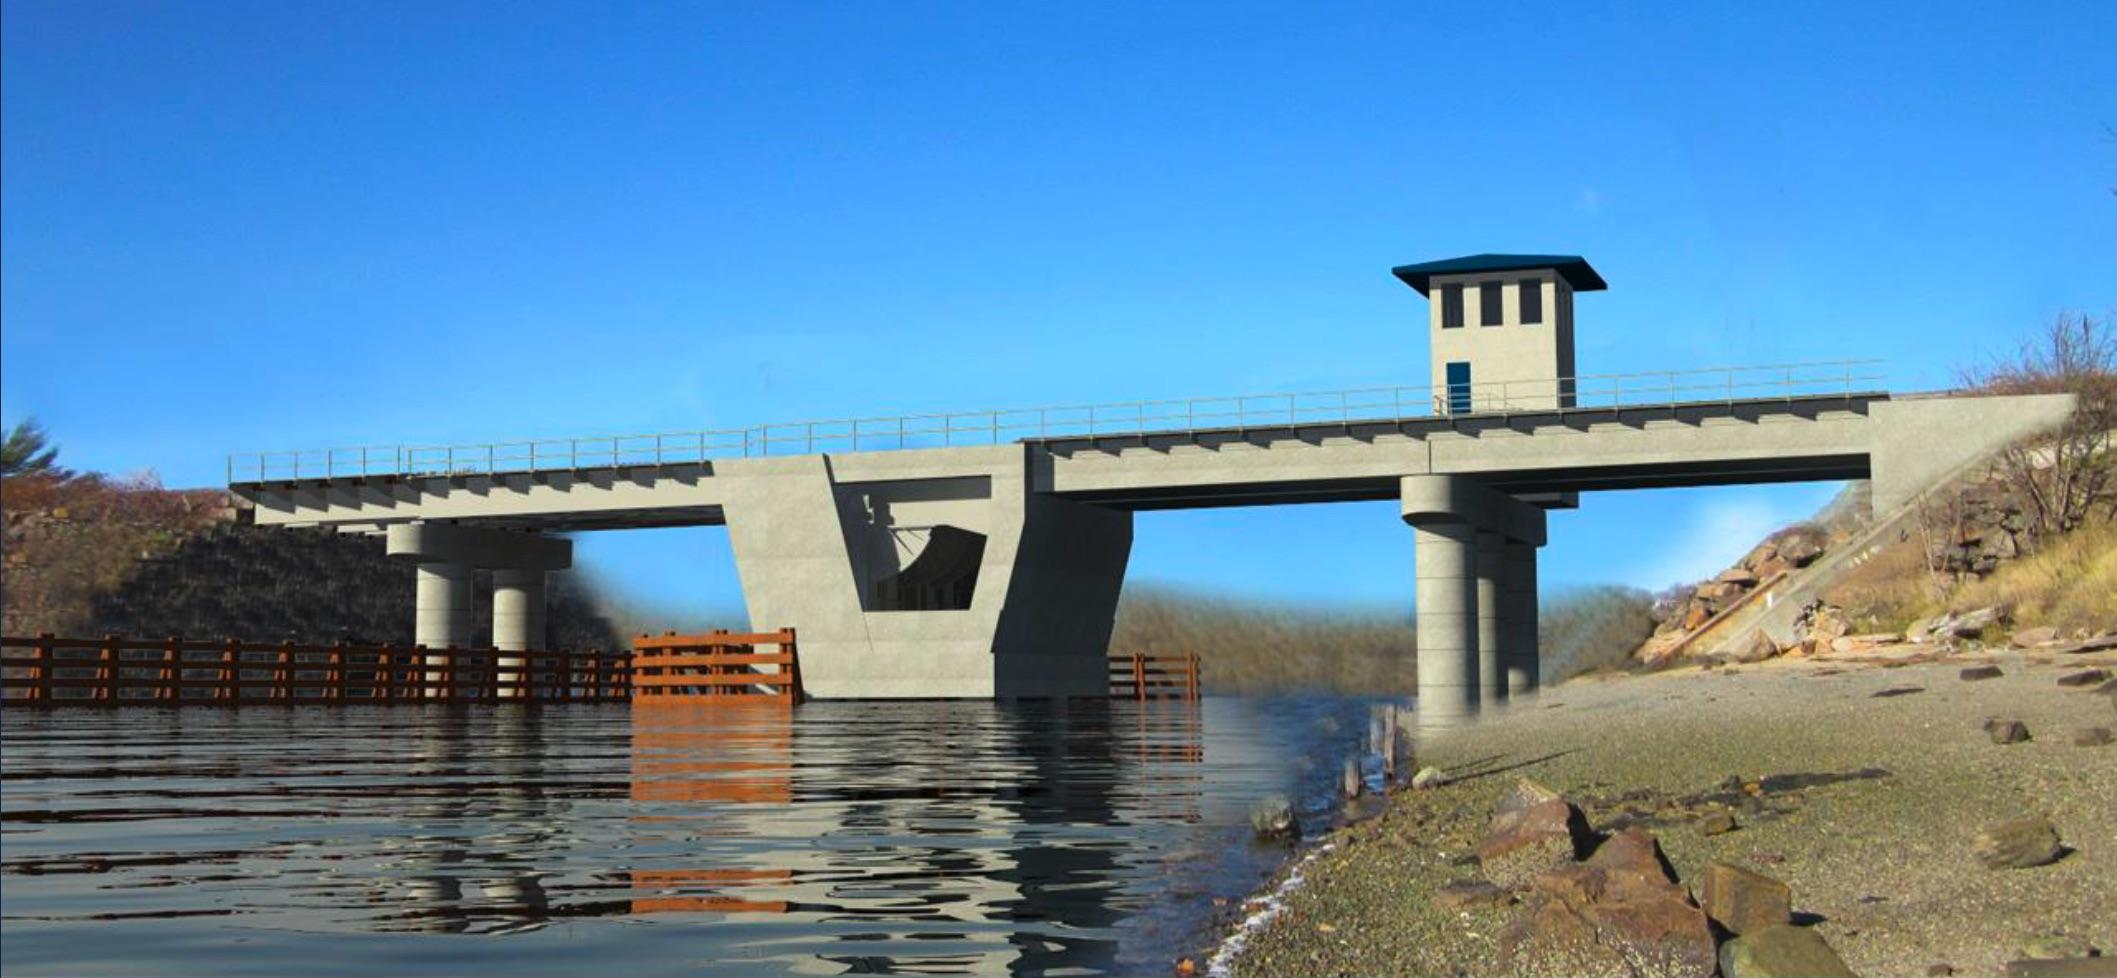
[1,418,71,480]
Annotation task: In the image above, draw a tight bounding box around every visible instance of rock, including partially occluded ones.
[1972,817,2064,869]
[1497,777,1565,815]
[1697,862,1792,936]
[1719,924,1857,978]
[2053,633,2117,655]
[2012,626,2061,648]
[1497,861,1716,978]
[2057,669,2111,688]
[1961,665,2005,681]
[1726,632,1781,664]
[1776,533,1826,566]
[1249,794,1297,841]
[1696,810,1739,835]
[1752,555,1794,580]
[1716,567,1760,586]
[2020,935,2098,960]
[1174,957,1196,977]
[2073,727,2114,747]
[1928,966,1957,977]
[1697,580,1746,602]
[1477,798,1590,889]
[1680,602,1714,631]
[1586,828,1679,891]
[1411,766,1448,789]
[1948,606,2007,637]
[1433,879,1509,912]
[2002,959,2117,977]
[1987,719,2032,744]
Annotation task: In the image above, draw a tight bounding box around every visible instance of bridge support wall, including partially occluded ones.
[719,447,1133,699]
[1403,475,1547,730]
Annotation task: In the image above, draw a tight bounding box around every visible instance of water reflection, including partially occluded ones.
[1,698,1372,977]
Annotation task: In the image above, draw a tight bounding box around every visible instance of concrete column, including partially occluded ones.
[415,562,472,697]
[1504,541,1540,696]
[1412,521,1478,730]
[492,569,546,700]
[1475,531,1507,709]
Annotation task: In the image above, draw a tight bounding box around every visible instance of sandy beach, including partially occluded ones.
[1225,645,2117,977]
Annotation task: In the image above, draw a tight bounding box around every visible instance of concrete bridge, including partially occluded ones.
[226,255,2074,718]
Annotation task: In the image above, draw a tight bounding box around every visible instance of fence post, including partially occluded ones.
[164,635,182,703]
[1132,653,1145,703]
[99,633,119,703]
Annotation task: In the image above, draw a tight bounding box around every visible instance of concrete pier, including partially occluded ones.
[1475,531,1507,709]
[1410,521,1479,728]
[414,563,473,648]
[1504,540,1540,695]
[492,569,546,699]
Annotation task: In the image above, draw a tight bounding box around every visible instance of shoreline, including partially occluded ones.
[1209,645,2117,977]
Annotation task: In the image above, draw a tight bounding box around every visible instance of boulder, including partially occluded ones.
[1725,632,1781,664]
[1697,862,1792,936]
[1680,603,1714,631]
[1477,797,1590,889]
[1719,924,1857,978]
[1249,795,1297,841]
[1497,777,1566,815]
[1496,859,1716,978]
[2057,669,2111,688]
[1947,606,2007,637]
[2073,727,2114,748]
[1987,719,2032,744]
[1715,567,1760,586]
[1433,879,1509,912]
[1972,817,2064,869]
[1586,828,1680,891]
[1775,534,1826,567]
[1696,580,1746,602]
[1752,555,1794,580]
[1961,665,2005,681]
[2011,626,2061,648]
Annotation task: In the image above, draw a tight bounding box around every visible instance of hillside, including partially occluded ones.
[1,474,622,649]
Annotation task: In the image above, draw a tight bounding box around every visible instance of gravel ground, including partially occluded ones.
[1226,647,2117,978]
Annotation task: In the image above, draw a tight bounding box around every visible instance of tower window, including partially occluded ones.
[1440,284,1464,329]
[1480,280,1502,326]
[1519,279,1543,324]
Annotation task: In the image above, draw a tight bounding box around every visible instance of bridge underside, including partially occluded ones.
[232,391,2073,704]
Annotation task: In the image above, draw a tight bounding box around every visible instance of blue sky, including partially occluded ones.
[4,1,2112,620]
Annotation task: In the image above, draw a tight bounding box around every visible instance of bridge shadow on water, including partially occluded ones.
[0,696,1383,977]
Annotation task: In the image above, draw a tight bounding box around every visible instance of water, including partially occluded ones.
[1,697,1384,977]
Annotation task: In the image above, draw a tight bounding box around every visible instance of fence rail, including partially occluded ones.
[0,634,629,705]
[1110,652,1201,701]
[631,629,802,705]
[227,360,1887,484]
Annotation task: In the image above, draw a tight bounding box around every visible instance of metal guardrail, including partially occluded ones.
[227,359,1886,484]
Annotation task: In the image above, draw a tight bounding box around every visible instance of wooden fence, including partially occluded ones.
[631,629,802,705]
[1109,652,1201,701]
[0,634,628,705]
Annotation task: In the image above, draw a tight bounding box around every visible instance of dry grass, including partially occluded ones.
[1821,531,1940,632]
[1110,584,1416,695]
[1950,510,2117,634]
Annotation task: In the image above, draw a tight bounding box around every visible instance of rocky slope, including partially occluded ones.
[2,474,620,649]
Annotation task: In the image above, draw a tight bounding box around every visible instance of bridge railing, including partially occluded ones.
[227,359,1885,483]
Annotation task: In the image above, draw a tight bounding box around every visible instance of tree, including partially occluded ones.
[0,418,72,479]
[1958,313,2117,538]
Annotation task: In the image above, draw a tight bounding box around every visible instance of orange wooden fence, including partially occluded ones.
[630,629,802,705]
[1108,652,1201,701]
[0,634,628,705]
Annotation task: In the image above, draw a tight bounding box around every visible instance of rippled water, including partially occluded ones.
[1,697,1382,977]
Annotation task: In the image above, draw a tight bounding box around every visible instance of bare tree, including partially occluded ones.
[1957,313,2117,538]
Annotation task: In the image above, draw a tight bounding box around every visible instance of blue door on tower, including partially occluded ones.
[1445,361,1473,414]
